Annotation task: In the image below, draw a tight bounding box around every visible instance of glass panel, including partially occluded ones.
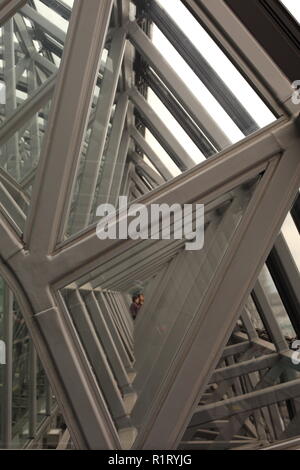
[147,88,206,165]
[143,127,181,178]
[0,99,52,232]
[0,3,74,228]
[34,0,73,33]
[259,265,295,339]
[61,0,277,241]
[151,0,275,134]
[244,296,265,332]
[280,0,300,24]
[183,264,300,450]
[0,277,58,448]
[11,303,30,447]
[0,277,4,447]
[36,357,47,425]
[63,7,120,238]
[185,360,300,449]
[61,174,261,440]
[282,213,300,271]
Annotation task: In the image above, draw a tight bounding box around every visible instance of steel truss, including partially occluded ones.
[0,0,300,450]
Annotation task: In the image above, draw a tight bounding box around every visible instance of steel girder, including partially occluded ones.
[0,0,300,451]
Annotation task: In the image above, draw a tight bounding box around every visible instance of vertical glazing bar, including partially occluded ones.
[24,0,114,253]
[45,378,52,415]
[95,92,128,208]
[28,60,41,170]
[29,340,37,438]
[3,285,13,448]
[0,0,26,26]
[3,18,20,180]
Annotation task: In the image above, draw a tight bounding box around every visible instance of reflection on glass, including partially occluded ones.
[0,100,52,231]
[282,213,300,271]
[0,1,74,226]
[12,303,30,448]
[36,358,47,425]
[0,278,58,449]
[259,266,295,339]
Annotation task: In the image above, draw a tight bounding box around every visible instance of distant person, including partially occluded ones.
[130,294,140,320]
[129,292,145,320]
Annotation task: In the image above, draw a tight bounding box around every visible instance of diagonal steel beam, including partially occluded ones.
[146,0,259,136]
[128,20,231,150]
[23,0,114,254]
[130,126,173,181]
[130,170,151,195]
[252,278,289,352]
[144,68,217,157]
[0,181,26,230]
[133,135,300,448]
[93,92,129,210]
[44,116,289,285]
[0,0,26,26]
[21,4,66,44]
[129,152,165,187]
[266,233,300,337]
[0,74,56,150]
[0,168,30,207]
[39,0,71,21]
[189,360,288,424]
[3,18,20,180]
[210,353,279,383]
[108,130,130,207]
[14,13,58,75]
[129,87,195,171]
[207,364,299,448]
[69,27,127,234]
[182,0,294,116]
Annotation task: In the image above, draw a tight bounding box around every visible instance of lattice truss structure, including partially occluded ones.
[0,0,300,451]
